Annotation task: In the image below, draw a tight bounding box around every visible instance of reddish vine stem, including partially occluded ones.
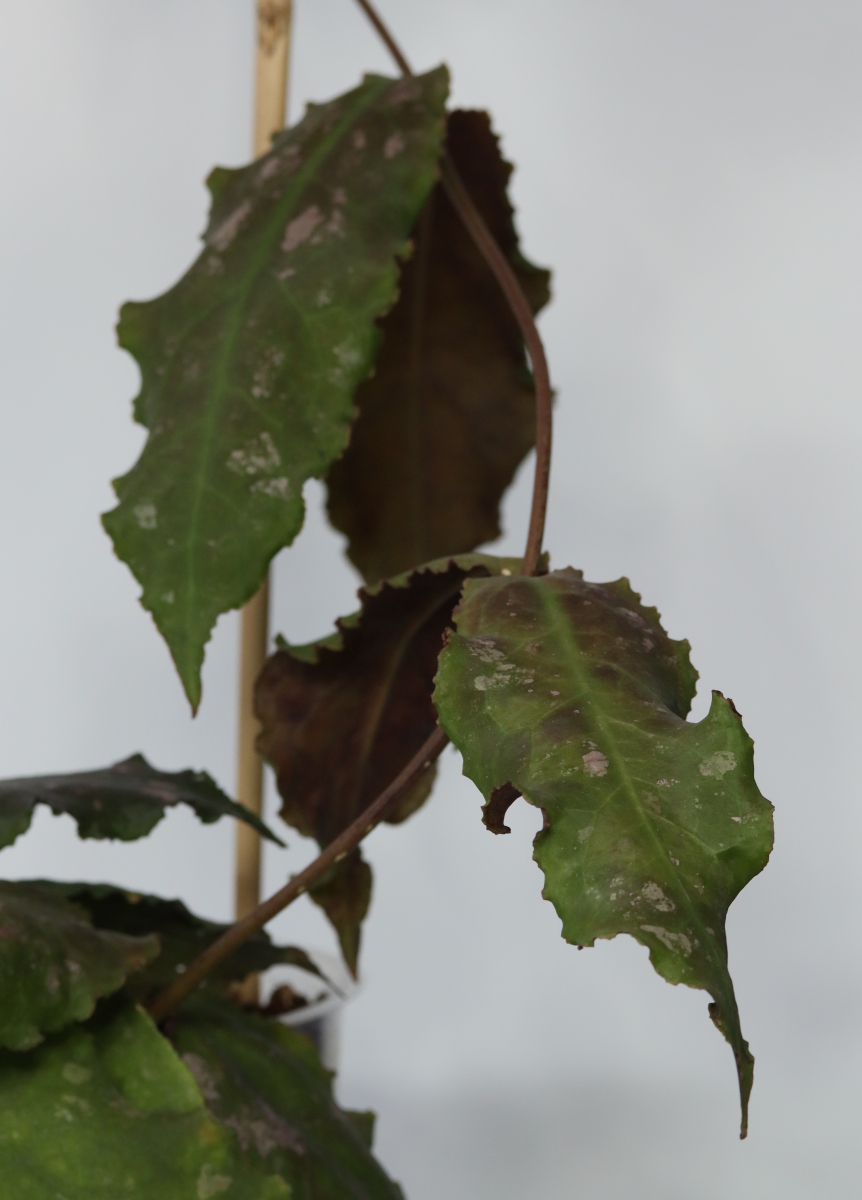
[148,725,448,1022]
[353,0,411,75]
[149,1,554,1022]
[353,0,553,577]
[437,160,552,575]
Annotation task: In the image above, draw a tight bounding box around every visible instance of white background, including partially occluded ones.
[1,2,860,1196]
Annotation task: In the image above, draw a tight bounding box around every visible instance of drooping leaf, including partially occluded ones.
[305,850,372,978]
[0,753,283,850]
[0,998,400,1198]
[23,881,324,1003]
[102,69,450,708]
[256,552,526,972]
[433,569,774,1137]
[0,882,158,1050]
[326,110,551,584]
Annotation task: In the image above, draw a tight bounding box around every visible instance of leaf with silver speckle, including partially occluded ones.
[103,68,449,708]
[434,568,774,1137]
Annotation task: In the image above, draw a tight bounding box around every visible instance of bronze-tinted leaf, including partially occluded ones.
[434,569,774,1136]
[307,850,372,977]
[326,110,551,584]
[256,552,525,970]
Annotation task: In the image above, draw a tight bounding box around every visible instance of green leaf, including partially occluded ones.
[326,110,551,584]
[173,995,404,1198]
[102,69,449,710]
[0,998,401,1198]
[433,569,774,1137]
[0,753,284,850]
[0,882,158,1050]
[344,1109,377,1151]
[23,881,324,1003]
[256,552,526,972]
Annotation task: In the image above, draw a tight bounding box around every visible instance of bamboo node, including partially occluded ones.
[257,0,292,55]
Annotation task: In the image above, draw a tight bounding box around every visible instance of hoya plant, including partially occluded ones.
[0,2,773,1194]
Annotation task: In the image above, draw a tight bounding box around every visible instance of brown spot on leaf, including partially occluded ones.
[482,782,522,835]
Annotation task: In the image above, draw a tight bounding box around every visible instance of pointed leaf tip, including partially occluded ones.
[709,998,754,1138]
[434,569,774,1129]
[309,850,371,978]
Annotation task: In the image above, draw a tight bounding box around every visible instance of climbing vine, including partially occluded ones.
[0,3,772,1194]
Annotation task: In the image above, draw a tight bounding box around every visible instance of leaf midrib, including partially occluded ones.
[178,77,394,676]
[532,581,736,1008]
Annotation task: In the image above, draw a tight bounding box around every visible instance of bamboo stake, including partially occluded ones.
[252,0,293,159]
[234,0,293,1003]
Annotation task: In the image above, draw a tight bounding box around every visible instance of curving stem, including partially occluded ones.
[147,726,448,1022]
[353,0,553,576]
